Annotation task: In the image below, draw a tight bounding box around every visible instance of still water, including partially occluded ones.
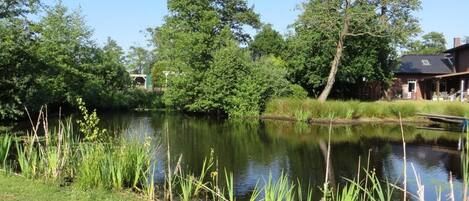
[98,111,464,200]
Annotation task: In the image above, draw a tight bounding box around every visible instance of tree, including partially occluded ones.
[153,0,260,113]
[0,18,37,119]
[126,46,152,74]
[287,0,421,102]
[190,39,261,116]
[408,32,446,54]
[213,0,261,43]
[0,0,40,19]
[249,24,285,59]
[0,0,42,120]
[100,37,130,90]
[0,1,145,120]
[31,2,99,107]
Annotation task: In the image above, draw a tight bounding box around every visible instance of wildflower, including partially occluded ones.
[211,171,218,178]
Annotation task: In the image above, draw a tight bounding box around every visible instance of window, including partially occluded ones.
[408,80,416,92]
[421,59,431,66]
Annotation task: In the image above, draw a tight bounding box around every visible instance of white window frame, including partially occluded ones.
[408,80,417,93]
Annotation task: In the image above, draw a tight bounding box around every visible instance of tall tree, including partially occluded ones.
[100,37,130,90]
[126,46,152,74]
[408,32,446,54]
[31,2,99,106]
[288,0,421,102]
[249,24,285,59]
[0,18,38,119]
[153,0,260,112]
[0,0,41,119]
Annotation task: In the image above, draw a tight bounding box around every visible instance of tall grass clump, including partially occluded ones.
[264,98,469,121]
[14,107,76,180]
[9,102,157,199]
[0,134,12,168]
[76,137,153,192]
[264,173,295,201]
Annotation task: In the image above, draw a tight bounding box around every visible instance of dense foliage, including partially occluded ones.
[2,0,426,119]
[407,32,447,54]
[0,2,146,120]
[152,0,299,117]
[249,24,285,59]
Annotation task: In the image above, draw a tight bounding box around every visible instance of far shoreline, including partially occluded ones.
[259,115,431,125]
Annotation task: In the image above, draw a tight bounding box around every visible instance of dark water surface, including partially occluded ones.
[33,111,469,200]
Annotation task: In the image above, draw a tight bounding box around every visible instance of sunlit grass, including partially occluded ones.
[264,98,469,121]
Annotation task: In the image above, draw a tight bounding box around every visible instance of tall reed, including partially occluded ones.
[264,173,295,201]
[0,134,11,168]
[76,137,153,192]
[462,126,469,201]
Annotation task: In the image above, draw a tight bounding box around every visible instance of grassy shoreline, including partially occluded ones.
[263,98,469,123]
[260,115,430,125]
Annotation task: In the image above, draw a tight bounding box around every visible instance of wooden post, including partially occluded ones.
[436,79,440,100]
[461,78,465,102]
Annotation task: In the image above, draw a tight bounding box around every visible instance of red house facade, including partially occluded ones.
[391,38,469,101]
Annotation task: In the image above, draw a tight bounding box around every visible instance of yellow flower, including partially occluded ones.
[210,171,218,178]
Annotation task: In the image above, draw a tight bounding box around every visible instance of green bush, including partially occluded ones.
[289,84,308,99]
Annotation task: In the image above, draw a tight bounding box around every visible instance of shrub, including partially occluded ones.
[289,84,308,99]
[76,98,107,142]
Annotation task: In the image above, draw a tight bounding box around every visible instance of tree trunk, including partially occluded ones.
[318,1,350,103]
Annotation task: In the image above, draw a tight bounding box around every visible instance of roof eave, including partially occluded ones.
[444,44,469,53]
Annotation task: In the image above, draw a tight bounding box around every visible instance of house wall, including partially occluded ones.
[456,48,469,72]
[390,74,440,100]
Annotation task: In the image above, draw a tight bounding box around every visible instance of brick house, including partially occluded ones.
[391,38,469,101]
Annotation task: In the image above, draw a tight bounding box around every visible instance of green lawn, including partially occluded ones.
[0,173,144,201]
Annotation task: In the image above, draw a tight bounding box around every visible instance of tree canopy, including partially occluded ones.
[249,24,285,59]
[0,2,145,120]
[153,0,267,116]
[407,32,447,54]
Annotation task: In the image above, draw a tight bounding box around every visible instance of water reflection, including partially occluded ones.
[95,111,464,200]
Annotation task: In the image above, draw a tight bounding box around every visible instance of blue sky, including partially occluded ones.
[42,0,469,51]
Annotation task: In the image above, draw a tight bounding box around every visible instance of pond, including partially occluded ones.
[22,111,467,200]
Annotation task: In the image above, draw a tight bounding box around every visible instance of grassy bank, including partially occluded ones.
[264,98,469,122]
[0,173,142,201]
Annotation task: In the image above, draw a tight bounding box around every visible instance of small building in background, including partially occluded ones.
[130,74,149,90]
[390,54,454,100]
[391,38,469,101]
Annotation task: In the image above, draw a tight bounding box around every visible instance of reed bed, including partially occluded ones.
[264,98,469,121]
[1,105,157,199]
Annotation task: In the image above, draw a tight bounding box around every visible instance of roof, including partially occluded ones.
[444,43,469,53]
[394,54,454,74]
